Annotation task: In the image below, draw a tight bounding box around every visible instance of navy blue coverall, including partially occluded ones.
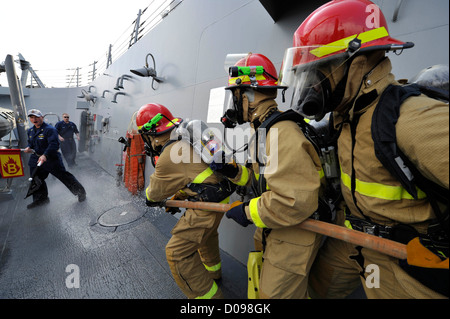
[55,120,79,167]
[27,122,86,202]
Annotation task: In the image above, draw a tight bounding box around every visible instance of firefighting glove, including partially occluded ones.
[165,194,182,215]
[226,201,252,227]
[146,198,166,207]
[210,151,239,179]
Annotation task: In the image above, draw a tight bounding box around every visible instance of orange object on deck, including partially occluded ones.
[123,132,146,194]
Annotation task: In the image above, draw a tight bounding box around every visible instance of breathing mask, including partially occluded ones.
[279,46,351,121]
[221,88,245,128]
[292,69,332,121]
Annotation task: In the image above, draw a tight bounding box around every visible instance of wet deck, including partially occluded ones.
[0,153,247,299]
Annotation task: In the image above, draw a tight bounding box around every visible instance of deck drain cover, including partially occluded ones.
[98,205,145,227]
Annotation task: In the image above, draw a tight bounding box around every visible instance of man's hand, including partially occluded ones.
[38,154,47,164]
[210,151,239,179]
[165,194,182,214]
[146,198,167,207]
[225,201,252,227]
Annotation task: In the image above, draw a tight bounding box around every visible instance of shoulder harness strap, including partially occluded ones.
[372,84,423,199]
[255,109,338,222]
[372,83,449,236]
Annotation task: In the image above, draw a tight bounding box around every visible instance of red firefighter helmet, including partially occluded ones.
[226,53,285,90]
[290,0,413,67]
[278,0,414,120]
[136,103,182,136]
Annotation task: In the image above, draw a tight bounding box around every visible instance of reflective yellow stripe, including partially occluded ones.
[344,220,353,230]
[146,187,152,200]
[340,167,427,201]
[203,262,221,272]
[165,118,180,128]
[192,167,214,184]
[229,74,267,85]
[318,168,325,179]
[310,27,389,58]
[249,197,267,228]
[195,281,219,299]
[236,165,249,186]
[219,196,230,204]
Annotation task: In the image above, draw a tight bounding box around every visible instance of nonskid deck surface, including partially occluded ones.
[0,153,246,299]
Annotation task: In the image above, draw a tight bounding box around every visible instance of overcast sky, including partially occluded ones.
[0,0,161,87]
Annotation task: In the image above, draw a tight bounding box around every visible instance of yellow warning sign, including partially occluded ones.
[0,149,25,178]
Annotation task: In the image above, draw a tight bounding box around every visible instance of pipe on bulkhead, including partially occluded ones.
[114,74,133,90]
[102,90,111,98]
[111,92,127,103]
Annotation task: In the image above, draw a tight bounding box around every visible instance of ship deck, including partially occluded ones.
[0,152,247,299]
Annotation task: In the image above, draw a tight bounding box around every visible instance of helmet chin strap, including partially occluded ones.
[159,113,179,128]
[232,89,245,125]
[241,89,255,122]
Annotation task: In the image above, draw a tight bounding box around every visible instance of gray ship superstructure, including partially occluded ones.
[0,0,448,299]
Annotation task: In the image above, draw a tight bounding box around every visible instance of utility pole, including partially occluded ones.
[89,61,97,82]
[106,45,112,69]
[66,67,81,87]
[129,9,143,48]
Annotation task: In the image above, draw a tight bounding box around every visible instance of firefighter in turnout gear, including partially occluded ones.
[279,0,449,298]
[213,53,326,298]
[137,103,235,299]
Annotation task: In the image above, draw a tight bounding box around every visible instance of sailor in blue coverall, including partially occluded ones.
[55,113,79,167]
[23,109,86,209]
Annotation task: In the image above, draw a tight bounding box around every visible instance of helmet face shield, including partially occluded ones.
[221,88,244,128]
[291,69,329,119]
[280,46,348,120]
[224,53,249,73]
[139,132,160,167]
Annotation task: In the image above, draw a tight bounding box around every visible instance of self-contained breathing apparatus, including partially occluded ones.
[371,83,449,253]
[219,58,343,299]
[252,109,341,223]
[174,119,234,165]
[139,112,236,205]
[173,119,236,204]
[219,62,342,222]
[367,80,449,297]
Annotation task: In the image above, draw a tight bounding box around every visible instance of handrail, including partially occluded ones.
[12,0,183,88]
